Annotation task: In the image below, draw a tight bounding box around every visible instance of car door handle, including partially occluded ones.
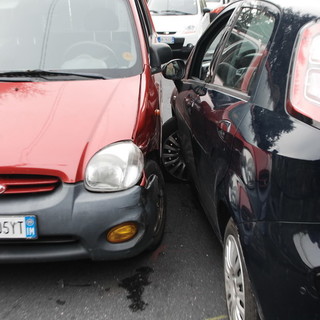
[217,120,231,141]
[218,120,231,132]
[184,96,195,114]
[184,97,195,107]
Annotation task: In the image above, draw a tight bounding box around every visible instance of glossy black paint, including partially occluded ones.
[163,0,320,319]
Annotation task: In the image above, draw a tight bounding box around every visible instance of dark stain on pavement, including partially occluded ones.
[56,299,66,305]
[119,266,154,312]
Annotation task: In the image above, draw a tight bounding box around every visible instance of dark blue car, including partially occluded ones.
[161,0,320,319]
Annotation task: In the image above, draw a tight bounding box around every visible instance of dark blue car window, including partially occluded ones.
[198,26,227,80]
[213,6,276,94]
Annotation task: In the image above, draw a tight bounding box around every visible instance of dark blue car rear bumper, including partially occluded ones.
[239,221,320,320]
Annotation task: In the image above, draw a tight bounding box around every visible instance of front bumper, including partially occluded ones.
[0,179,161,263]
[158,33,198,56]
[239,221,320,320]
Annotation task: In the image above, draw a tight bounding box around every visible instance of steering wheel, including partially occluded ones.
[63,41,119,68]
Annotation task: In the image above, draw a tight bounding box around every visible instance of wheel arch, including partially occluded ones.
[217,200,231,241]
[145,149,161,164]
[219,199,264,320]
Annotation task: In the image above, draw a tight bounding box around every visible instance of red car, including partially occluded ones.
[0,0,172,262]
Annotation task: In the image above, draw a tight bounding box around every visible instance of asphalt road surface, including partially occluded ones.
[0,79,227,320]
[0,182,227,320]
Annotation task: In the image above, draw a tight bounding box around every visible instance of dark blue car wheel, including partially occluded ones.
[224,218,260,320]
[161,117,189,182]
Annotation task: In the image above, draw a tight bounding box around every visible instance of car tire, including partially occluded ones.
[145,160,166,251]
[161,117,189,182]
[223,218,259,320]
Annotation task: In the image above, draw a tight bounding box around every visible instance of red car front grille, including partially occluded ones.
[0,175,60,195]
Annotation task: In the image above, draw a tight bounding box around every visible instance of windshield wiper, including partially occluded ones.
[160,10,192,15]
[0,70,107,80]
[149,9,159,13]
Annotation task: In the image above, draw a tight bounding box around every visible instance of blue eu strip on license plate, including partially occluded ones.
[0,215,38,239]
[24,216,37,239]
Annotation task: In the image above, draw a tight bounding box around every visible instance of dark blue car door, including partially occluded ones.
[174,7,238,232]
[174,2,277,233]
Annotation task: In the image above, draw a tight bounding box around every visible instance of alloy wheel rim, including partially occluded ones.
[224,234,246,320]
[162,131,188,181]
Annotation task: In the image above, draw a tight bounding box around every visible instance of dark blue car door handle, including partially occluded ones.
[217,120,231,141]
[184,96,194,106]
[184,96,195,114]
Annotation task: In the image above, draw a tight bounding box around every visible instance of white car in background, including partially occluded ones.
[206,0,225,10]
[148,0,210,57]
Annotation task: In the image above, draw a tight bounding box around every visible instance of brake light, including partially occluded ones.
[288,21,320,124]
[211,6,225,15]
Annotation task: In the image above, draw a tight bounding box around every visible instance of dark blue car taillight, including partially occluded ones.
[288,21,320,125]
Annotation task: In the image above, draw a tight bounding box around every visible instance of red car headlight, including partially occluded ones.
[85,141,144,192]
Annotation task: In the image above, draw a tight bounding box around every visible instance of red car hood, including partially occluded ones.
[0,77,140,182]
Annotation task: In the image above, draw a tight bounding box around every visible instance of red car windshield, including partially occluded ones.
[0,0,142,78]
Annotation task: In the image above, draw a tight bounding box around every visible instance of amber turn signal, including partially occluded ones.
[107,222,138,243]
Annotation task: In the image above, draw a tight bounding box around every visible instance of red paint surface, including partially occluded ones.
[0,77,140,182]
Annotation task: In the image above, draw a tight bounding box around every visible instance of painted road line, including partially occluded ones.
[205,316,228,320]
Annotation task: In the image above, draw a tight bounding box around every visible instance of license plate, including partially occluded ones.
[0,216,37,239]
[158,36,175,44]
